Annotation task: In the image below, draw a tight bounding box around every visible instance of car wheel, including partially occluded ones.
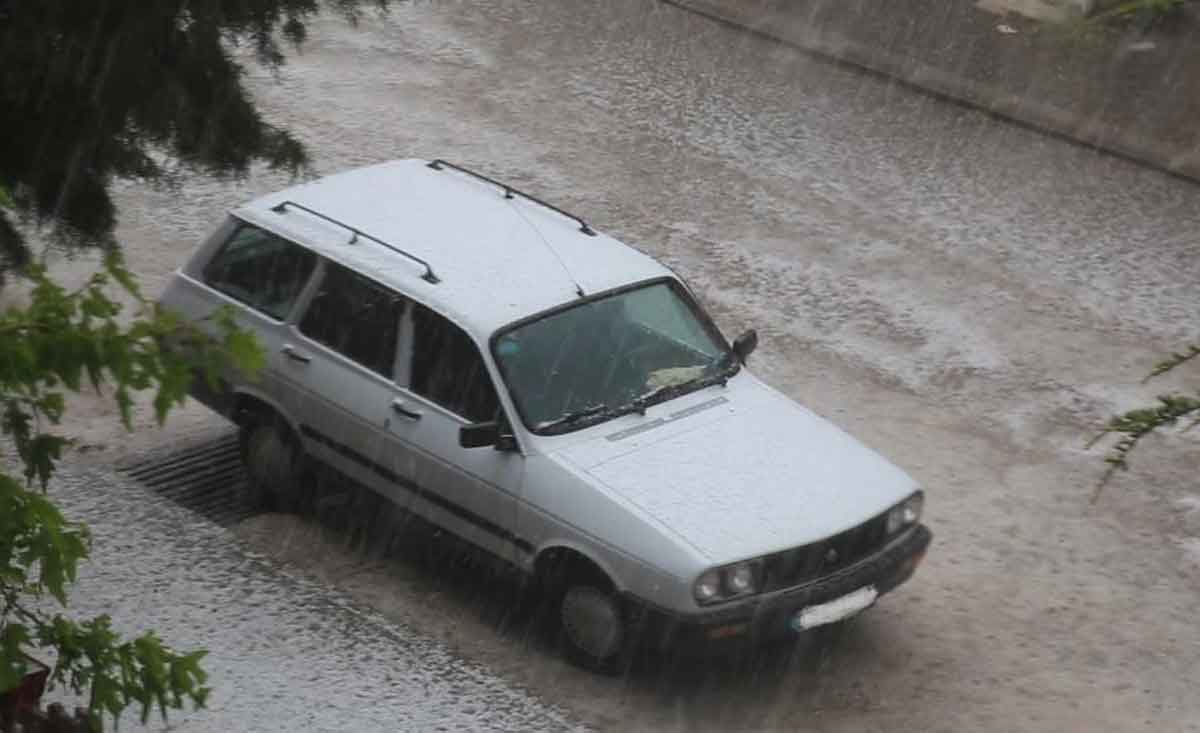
[240,416,306,512]
[558,582,628,674]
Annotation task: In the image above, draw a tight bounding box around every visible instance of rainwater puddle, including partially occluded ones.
[117,431,252,527]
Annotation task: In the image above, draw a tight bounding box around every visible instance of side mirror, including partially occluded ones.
[459,421,518,452]
[732,329,758,363]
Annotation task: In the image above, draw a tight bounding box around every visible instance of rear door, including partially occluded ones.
[285,260,418,513]
[191,221,318,418]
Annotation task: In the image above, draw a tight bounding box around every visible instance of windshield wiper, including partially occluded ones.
[536,354,740,433]
[617,380,696,417]
[615,354,739,417]
[627,385,673,416]
[537,403,609,431]
[707,351,740,386]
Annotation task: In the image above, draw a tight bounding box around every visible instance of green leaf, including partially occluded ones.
[27,433,69,489]
[0,263,258,727]
[114,385,134,429]
[1145,344,1200,382]
[22,491,87,603]
[1092,390,1200,499]
[104,252,144,302]
[0,623,32,693]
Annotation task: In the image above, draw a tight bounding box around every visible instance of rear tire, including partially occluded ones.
[239,414,308,512]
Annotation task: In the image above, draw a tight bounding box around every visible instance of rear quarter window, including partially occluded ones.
[202,224,316,320]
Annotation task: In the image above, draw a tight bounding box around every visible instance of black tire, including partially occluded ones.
[557,581,629,674]
[239,414,309,513]
[533,555,640,674]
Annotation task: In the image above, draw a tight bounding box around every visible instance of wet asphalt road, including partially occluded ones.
[49,0,1200,730]
[48,461,581,732]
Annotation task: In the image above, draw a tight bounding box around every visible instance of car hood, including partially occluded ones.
[550,376,918,562]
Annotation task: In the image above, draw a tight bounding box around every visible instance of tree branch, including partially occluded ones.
[1092,393,1200,501]
[1145,344,1200,382]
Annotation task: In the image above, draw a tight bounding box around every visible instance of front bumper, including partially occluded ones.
[637,523,932,652]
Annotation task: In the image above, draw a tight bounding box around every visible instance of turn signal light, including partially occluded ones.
[706,623,749,640]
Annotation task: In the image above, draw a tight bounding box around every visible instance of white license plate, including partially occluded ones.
[792,586,878,631]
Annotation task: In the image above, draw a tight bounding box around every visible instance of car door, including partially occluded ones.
[388,302,526,564]
[283,260,418,513]
[196,221,319,419]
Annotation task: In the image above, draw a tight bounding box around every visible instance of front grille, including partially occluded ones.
[760,512,890,593]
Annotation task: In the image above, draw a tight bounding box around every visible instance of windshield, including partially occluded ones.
[493,280,736,434]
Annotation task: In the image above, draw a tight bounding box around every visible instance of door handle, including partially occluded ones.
[390,399,422,420]
[281,344,311,364]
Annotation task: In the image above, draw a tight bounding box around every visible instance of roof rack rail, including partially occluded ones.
[270,200,440,284]
[427,159,597,237]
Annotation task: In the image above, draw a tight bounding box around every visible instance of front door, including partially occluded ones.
[388,302,526,564]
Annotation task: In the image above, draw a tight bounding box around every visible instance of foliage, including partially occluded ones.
[1091,0,1190,30]
[1089,345,1199,498]
[0,1,393,728]
[0,1,393,726]
[0,246,264,729]
[0,0,387,271]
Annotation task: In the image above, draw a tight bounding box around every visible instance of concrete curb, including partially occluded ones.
[662,0,1200,185]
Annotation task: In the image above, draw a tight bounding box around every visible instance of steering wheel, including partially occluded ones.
[609,342,661,398]
[621,342,659,373]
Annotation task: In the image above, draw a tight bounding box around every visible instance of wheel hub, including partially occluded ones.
[561,585,623,661]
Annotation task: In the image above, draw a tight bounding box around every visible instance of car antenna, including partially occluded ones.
[504,191,588,298]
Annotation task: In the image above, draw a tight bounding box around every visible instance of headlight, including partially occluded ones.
[886,491,924,535]
[725,563,755,595]
[694,570,721,603]
[694,561,760,605]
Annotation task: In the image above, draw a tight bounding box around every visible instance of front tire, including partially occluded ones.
[555,579,633,674]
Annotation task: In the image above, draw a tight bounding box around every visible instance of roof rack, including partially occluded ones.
[270,200,440,284]
[427,159,597,237]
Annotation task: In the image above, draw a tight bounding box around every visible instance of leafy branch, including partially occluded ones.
[1089,344,1200,499]
[1144,344,1200,381]
[1089,0,1191,30]
[1,250,263,729]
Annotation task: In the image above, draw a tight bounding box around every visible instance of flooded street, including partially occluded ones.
[45,461,582,731]
[49,0,1200,730]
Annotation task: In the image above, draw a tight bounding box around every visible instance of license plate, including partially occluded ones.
[791,586,878,631]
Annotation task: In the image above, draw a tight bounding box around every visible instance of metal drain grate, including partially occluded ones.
[118,433,253,527]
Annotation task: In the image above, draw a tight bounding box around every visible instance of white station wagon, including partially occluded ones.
[160,159,931,671]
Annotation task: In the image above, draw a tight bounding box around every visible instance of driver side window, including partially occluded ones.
[408,304,499,423]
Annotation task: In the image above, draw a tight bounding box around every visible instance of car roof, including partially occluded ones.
[231,159,673,337]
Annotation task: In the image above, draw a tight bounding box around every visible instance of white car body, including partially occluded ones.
[159,159,931,664]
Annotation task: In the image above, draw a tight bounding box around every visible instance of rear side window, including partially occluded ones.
[202,224,316,320]
[409,305,498,423]
[299,262,405,378]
